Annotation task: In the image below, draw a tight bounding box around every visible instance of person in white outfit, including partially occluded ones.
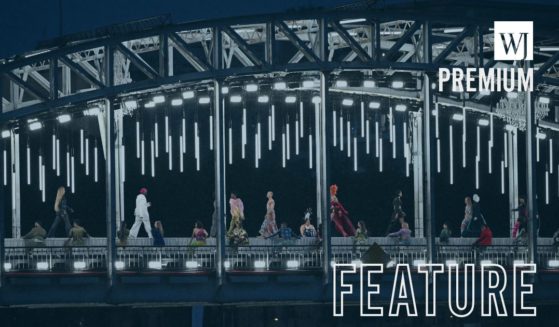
[130,187,152,238]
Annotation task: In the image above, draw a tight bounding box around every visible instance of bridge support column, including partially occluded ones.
[525,60,537,265]
[412,112,424,238]
[318,72,331,284]
[507,127,519,236]
[10,130,21,238]
[214,79,226,286]
[0,138,5,287]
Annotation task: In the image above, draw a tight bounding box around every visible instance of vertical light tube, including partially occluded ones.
[353,137,357,171]
[299,101,304,137]
[475,159,479,190]
[66,148,70,187]
[268,114,272,150]
[504,132,508,168]
[476,126,480,161]
[121,144,126,182]
[282,131,286,168]
[402,122,407,158]
[392,124,396,159]
[141,137,145,175]
[136,120,140,158]
[361,101,365,137]
[179,135,184,173]
[180,116,185,155]
[169,135,174,171]
[286,122,291,160]
[228,126,233,164]
[389,107,393,142]
[155,120,160,157]
[489,115,493,173]
[437,139,441,173]
[94,141,98,183]
[150,138,155,177]
[195,123,200,171]
[295,119,300,155]
[375,121,379,158]
[41,162,45,202]
[56,138,60,176]
[379,138,383,172]
[2,149,6,186]
[52,133,56,170]
[26,144,31,185]
[333,110,337,147]
[501,160,505,194]
[308,133,313,169]
[435,102,439,138]
[366,120,370,155]
[242,108,246,159]
[80,129,84,164]
[545,170,549,204]
[85,138,89,176]
[254,131,259,168]
[38,154,43,191]
[209,114,214,150]
[536,135,540,162]
[340,115,344,151]
[71,151,75,193]
[450,125,454,185]
[165,115,169,153]
[271,105,276,141]
[346,119,351,158]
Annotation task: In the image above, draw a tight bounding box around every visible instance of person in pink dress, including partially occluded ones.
[330,184,356,237]
[228,193,245,235]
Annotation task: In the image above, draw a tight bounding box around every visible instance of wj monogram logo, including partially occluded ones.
[494,21,533,61]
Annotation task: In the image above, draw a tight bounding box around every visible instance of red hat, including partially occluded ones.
[139,187,148,194]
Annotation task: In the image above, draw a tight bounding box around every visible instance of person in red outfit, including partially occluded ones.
[330,184,356,237]
[473,224,493,247]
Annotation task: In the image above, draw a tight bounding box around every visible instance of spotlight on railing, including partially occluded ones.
[186,261,199,269]
[73,261,87,270]
[536,132,547,140]
[245,84,258,92]
[115,261,125,270]
[513,259,525,265]
[302,80,315,88]
[148,261,162,270]
[445,259,458,267]
[335,80,348,88]
[29,121,43,131]
[199,97,210,104]
[285,96,297,104]
[452,113,464,121]
[1,130,10,138]
[363,80,376,88]
[274,81,287,90]
[257,95,269,103]
[548,259,559,268]
[124,100,138,110]
[4,262,12,272]
[84,107,101,116]
[311,96,321,104]
[224,260,231,270]
[351,259,363,268]
[171,98,183,106]
[391,81,404,89]
[254,260,267,269]
[395,104,407,112]
[478,118,490,126]
[57,114,72,123]
[182,90,195,99]
[369,101,381,109]
[36,262,49,271]
[230,95,242,103]
[342,98,354,106]
[413,259,426,267]
[144,101,156,108]
[286,260,300,269]
[221,87,229,94]
[153,95,165,104]
[539,96,550,104]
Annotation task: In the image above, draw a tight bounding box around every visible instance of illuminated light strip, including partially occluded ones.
[379,138,383,172]
[150,138,155,177]
[94,141,98,182]
[286,122,291,160]
[545,170,549,204]
[228,126,233,164]
[346,119,351,158]
[3,149,6,186]
[501,160,505,194]
[165,115,169,153]
[308,134,313,169]
[403,122,407,158]
[141,138,145,175]
[195,123,200,171]
[52,133,56,170]
[254,131,259,168]
[271,105,276,141]
[437,139,441,173]
[282,132,286,168]
[295,120,300,155]
[536,133,540,162]
[333,110,337,147]
[392,124,396,159]
[179,136,184,173]
[340,115,344,151]
[550,139,554,174]
[450,125,454,185]
[353,137,358,171]
[375,121,379,158]
[462,107,466,168]
[504,132,508,168]
[242,108,247,159]
[180,117,184,155]
[71,151,75,193]
[38,155,43,191]
[299,101,304,138]
[136,121,140,158]
[209,114,214,150]
[360,101,365,138]
[56,138,60,176]
[257,122,262,159]
[435,102,439,138]
[268,114,272,150]
[26,144,31,185]
[121,144,126,182]
[389,107,393,142]
[80,129,84,164]
[41,162,45,202]
[366,120,370,155]
[66,149,70,187]
[169,134,174,171]
[85,138,89,176]
[489,115,493,174]
[155,120,160,157]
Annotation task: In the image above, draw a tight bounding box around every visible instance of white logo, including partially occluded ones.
[494,21,533,61]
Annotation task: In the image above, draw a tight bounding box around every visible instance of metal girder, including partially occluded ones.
[276,21,321,63]
[383,21,421,61]
[115,43,159,79]
[433,26,475,64]
[168,32,211,72]
[330,21,371,62]
[221,26,264,67]
[535,51,559,82]
[59,55,105,88]
[5,71,48,101]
